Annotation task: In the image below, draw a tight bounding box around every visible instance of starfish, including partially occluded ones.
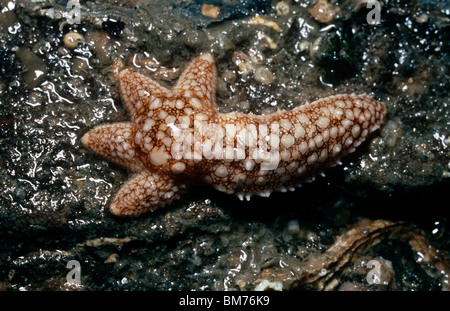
[81,53,387,216]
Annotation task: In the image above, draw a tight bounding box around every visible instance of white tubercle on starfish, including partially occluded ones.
[81,53,387,216]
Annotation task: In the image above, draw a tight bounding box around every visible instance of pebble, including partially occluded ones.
[276,1,290,16]
[254,66,274,84]
[201,4,220,19]
[308,0,341,24]
[63,32,84,49]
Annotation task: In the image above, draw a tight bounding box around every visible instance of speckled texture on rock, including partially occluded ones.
[0,0,449,290]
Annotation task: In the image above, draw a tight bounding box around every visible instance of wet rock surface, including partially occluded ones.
[0,0,449,290]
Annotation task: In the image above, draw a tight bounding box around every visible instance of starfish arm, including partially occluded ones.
[109,170,185,216]
[174,53,217,111]
[207,94,386,197]
[81,122,143,171]
[119,69,171,120]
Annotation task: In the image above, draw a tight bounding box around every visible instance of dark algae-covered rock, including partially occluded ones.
[0,0,449,291]
[312,31,357,84]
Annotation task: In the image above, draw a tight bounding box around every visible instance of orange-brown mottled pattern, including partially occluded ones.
[81,54,387,216]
